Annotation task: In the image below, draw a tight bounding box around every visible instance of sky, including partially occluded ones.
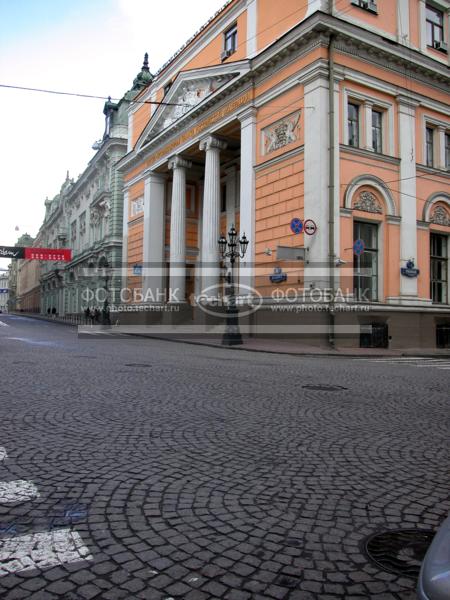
[0,0,226,271]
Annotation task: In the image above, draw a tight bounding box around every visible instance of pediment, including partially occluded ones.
[135,61,249,151]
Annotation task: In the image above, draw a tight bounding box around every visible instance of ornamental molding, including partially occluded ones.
[261,110,300,155]
[353,191,383,214]
[430,205,450,227]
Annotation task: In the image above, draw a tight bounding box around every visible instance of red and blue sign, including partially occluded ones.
[290,218,303,234]
[353,239,365,256]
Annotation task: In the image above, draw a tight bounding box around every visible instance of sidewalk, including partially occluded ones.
[12,312,450,358]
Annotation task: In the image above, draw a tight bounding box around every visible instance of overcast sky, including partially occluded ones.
[0,0,225,271]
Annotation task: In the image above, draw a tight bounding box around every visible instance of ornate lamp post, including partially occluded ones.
[218,226,249,346]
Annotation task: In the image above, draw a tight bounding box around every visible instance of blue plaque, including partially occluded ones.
[270,267,287,283]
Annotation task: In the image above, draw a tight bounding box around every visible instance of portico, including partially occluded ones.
[136,113,251,307]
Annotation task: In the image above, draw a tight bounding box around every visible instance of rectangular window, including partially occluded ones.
[430,233,448,303]
[354,221,378,301]
[426,5,444,47]
[372,110,383,153]
[348,102,360,147]
[223,24,237,57]
[426,127,434,167]
[445,133,450,169]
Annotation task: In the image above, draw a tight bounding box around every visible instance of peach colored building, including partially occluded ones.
[118,0,450,349]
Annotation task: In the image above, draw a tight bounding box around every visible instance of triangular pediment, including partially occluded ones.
[135,61,250,151]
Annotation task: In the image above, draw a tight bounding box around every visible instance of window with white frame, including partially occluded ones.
[348,102,360,147]
[426,126,435,167]
[445,132,450,169]
[426,4,445,48]
[353,221,379,302]
[430,233,448,303]
[372,110,383,153]
[223,23,237,58]
[130,196,144,217]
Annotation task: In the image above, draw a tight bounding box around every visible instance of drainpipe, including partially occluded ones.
[328,34,336,348]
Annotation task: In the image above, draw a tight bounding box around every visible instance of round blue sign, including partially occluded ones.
[290,218,303,234]
[353,239,365,256]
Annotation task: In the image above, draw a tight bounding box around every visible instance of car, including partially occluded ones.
[417,514,450,600]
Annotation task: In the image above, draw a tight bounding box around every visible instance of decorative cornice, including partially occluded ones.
[340,144,400,165]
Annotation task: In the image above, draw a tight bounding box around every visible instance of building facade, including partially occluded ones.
[39,60,151,317]
[115,2,449,347]
[0,270,9,312]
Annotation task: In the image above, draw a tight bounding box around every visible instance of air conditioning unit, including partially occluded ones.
[433,40,448,52]
[351,0,377,13]
[220,49,232,61]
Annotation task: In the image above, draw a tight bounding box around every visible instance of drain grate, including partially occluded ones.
[365,529,434,578]
[124,363,152,368]
[302,384,348,391]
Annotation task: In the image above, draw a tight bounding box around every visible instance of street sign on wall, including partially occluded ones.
[0,246,24,259]
[24,248,72,261]
[303,220,317,236]
[0,246,72,261]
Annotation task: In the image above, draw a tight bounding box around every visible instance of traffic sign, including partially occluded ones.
[290,218,303,234]
[304,219,317,236]
[353,239,365,256]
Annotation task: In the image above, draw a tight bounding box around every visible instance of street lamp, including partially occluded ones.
[218,225,249,346]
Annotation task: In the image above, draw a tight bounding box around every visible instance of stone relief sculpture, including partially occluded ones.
[353,191,383,214]
[430,205,450,226]
[262,111,301,154]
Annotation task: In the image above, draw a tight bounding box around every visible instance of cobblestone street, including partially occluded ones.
[0,314,448,599]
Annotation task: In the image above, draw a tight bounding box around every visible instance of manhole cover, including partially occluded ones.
[365,529,434,578]
[124,363,152,368]
[302,384,348,391]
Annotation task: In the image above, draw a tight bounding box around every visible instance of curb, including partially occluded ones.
[9,313,450,359]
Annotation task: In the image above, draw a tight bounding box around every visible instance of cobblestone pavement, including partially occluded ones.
[0,314,448,600]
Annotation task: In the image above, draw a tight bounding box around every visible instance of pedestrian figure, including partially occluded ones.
[51,307,57,319]
[47,308,51,316]
[84,307,91,324]
[93,307,100,323]
[102,300,111,326]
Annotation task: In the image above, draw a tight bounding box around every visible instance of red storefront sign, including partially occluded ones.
[24,247,72,261]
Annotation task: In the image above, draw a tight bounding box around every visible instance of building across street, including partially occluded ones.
[8,0,450,350]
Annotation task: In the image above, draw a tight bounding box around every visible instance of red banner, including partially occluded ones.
[24,247,72,262]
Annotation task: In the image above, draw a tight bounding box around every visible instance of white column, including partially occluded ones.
[225,165,237,234]
[199,136,227,294]
[437,126,446,170]
[143,172,166,303]
[238,107,257,291]
[168,156,192,302]
[303,74,329,289]
[122,190,129,292]
[397,96,419,298]
[364,101,373,151]
[419,0,427,52]
[397,0,410,45]
[246,0,258,57]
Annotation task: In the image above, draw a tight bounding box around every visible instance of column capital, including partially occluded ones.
[396,94,420,110]
[146,171,167,185]
[237,106,257,123]
[199,135,227,153]
[168,155,192,171]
